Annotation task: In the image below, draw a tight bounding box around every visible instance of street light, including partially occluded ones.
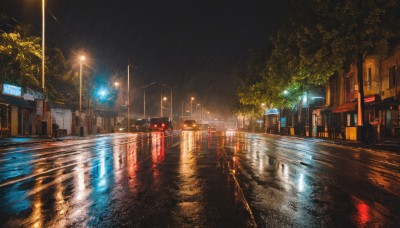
[162,84,176,119]
[190,97,195,118]
[141,82,157,118]
[40,0,46,134]
[79,55,85,127]
[161,96,168,116]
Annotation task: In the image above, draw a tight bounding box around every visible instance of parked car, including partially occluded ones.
[150,117,173,132]
[182,120,198,130]
[131,119,151,132]
[114,123,125,132]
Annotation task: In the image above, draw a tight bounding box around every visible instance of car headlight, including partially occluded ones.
[119,128,124,131]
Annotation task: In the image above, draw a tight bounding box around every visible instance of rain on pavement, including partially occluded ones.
[0,131,399,227]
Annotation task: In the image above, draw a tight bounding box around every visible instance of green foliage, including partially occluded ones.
[236,0,399,110]
[46,47,78,104]
[0,32,42,89]
[0,30,78,104]
[232,49,266,116]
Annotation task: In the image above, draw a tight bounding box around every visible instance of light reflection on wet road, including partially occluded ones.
[0,131,399,227]
[226,132,400,227]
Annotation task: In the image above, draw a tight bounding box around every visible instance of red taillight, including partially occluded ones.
[162,123,165,127]
[154,124,157,128]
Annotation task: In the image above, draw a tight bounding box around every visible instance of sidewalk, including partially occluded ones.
[243,130,400,153]
[0,134,116,148]
[0,131,166,148]
[320,137,400,153]
[0,136,55,147]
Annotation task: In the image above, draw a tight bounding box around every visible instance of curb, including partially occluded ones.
[0,139,56,148]
[239,131,400,153]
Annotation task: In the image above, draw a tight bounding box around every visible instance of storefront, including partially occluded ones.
[377,97,400,137]
[0,84,35,136]
[264,108,279,134]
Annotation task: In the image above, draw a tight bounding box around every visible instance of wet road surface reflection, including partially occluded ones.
[226,132,400,227]
[0,131,399,227]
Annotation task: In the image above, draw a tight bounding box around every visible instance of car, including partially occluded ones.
[182,120,198,130]
[149,117,173,132]
[114,123,125,132]
[131,119,151,132]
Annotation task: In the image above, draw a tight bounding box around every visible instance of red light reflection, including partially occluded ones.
[353,197,370,226]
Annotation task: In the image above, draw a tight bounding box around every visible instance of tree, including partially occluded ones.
[238,0,399,112]
[46,47,78,104]
[233,49,267,131]
[0,32,42,89]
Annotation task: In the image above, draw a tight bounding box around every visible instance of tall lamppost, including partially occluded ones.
[161,96,167,116]
[190,97,195,118]
[79,55,85,127]
[41,0,46,134]
[162,84,176,119]
[41,0,45,96]
[141,82,157,118]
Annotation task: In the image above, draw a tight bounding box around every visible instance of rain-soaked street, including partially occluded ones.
[0,131,399,227]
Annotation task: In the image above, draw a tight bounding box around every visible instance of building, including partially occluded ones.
[0,83,36,137]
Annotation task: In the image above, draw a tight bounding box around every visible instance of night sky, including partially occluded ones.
[1,0,291,117]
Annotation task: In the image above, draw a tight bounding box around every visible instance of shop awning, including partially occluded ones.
[0,95,34,109]
[0,97,9,106]
[332,102,357,113]
[319,107,332,114]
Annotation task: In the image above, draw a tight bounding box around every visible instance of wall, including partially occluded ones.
[381,45,400,100]
[51,108,72,134]
[363,56,381,97]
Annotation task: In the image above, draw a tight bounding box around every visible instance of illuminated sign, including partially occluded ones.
[2,84,22,97]
[281,117,287,127]
[364,95,380,103]
[264,108,279,115]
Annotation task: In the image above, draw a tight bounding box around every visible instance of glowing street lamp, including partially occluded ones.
[162,84,177,119]
[79,55,85,127]
[190,97,195,118]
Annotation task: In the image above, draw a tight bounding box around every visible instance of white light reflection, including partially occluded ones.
[75,154,86,200]
[98,149,106,187]
[298,173,305,192]
[258,157,264,175]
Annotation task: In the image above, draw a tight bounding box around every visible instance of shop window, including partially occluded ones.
[389,66,396,88]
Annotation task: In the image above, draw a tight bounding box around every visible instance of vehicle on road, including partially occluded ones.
[131,119,151,132]
[182,119,198,130]
[150,117,173,132]
[114,122,125,132]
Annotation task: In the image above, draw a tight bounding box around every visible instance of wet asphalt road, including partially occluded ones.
[0,131,399,227]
